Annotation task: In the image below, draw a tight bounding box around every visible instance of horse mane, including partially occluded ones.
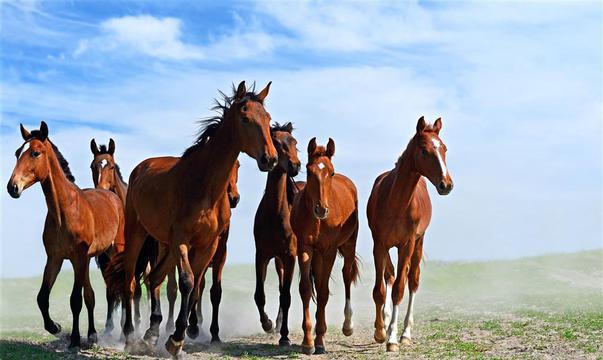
[182,82,262,158]
[97,145,126,183]
[49,140,76,183]
[271,122,293,134]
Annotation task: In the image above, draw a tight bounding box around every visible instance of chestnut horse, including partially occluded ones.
[367,117,453,352]
[291,138,360,355]
[105,81,277,356]
[90,138,160,332]
[253,122,301,346]
[186,160,240,343]
[6,122,124,349]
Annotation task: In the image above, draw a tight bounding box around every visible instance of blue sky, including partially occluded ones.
[1,0,601,277]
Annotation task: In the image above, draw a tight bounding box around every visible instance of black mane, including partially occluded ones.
[49,140,76,183]
[271,122,293,134]
[182,83,262,158]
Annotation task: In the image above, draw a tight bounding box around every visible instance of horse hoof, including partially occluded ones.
[374,328,386,343]
[301,344,315,355]
[342,326,354,337]
[211,336,221,344]
[88,332,98,344]
[45,321,61,335]
[261,319,274,333]
[186,324,199,339]
[278,337,291,347]
[68,338,81,350]
[386,342,400,352]
[143,328,159,346]
[315,345,326,354]
[401,336,412,346]
[165,336,184,357]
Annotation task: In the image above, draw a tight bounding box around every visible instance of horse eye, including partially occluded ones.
[32,151,41,158]
[241,105,247,112]
[421,149,428,156]
[242,116,250,124]
[331,172,335,177]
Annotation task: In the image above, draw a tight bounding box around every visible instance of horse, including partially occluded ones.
[253,122,301,346]
[186,160,240,343]
[291,137,360,355]
[90,138,159,332]
[6,121,125,349]
[367,116,453,352]
[104,81,277,356]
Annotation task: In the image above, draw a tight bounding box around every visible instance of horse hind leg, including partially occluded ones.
[165,267,177,333]
[314,249,337,354]
[371,242,387,343]
[277,253,295,347]
[209,235,228,343]
[68,251,90,349]
[274,256,285,334]
[386,242,415,352]
[37,256,63,335]
[339,233,359,337]
[401,235,423,345]
[383,251,395,330]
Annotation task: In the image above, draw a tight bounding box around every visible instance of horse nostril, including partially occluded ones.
[438,182,446,191]
[260,154,269,165]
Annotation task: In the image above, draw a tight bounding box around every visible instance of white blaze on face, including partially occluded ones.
[317,162,325,170]
[21,142,30,156]
[100,159,108,168]
[431,138,448,178]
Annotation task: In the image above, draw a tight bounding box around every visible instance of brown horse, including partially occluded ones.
[6,121,125,349]
[186,160,240,343]
[291,138,360,355]
[253,122,301,346]
[367,116,453,352]
[105,81,277,356]
[90,138,158,332]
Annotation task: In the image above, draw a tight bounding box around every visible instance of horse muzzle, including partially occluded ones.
[313,204,329,220]
[258,153,277,172]
[7,181,21,199]
[437,180,453,195]
[287,160,301,177]
[229,194,240,208]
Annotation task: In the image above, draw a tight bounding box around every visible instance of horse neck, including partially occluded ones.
[40,146,77,226]
[264,168,289,213]
[113,173,128,205]
[389,140,422,210]
[175,120,240,206]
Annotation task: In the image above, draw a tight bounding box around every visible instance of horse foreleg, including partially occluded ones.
[383,252,395,329]
[81,257,98,344]
[314,249,336,354]
[274,256,285,333]
[401,235,423,345]
[277,253,295,347]
[386,242,414,352]
[209,235,227,343]
[298,245,314,355]
[37,256,63,335]
[340,232,358,337]
[143,243,171,345]
[254,251,272,332]
[68,254,87,349]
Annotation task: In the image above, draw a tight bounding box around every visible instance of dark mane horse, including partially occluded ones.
[253,122,301,346]
[105,81,277,356]
[367,116,453,352]
[291,137,360,355]
[7,121,124,349]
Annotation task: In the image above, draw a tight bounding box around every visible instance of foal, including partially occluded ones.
[367,117,453,352]
[7,122,124,348]
[105,81,277,356]
[253,122,301,346]
[291,138,360,355]
[90,138,156,331]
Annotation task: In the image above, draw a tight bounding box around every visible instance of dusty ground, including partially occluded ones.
[1,250,601,359]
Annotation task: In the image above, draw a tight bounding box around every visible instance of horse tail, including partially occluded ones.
[384,251,395,284]
[103,251,126,298]
[135,236,156,285]
[309,255,318,302]
[350,254,361,285]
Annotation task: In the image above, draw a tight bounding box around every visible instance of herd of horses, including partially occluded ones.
[6,81,453,357]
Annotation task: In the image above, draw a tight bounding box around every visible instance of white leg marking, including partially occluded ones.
[401,292,415,340]
[275,306,283,333]
[387,304,400,344]
[343,299,354,330]
[383,284,392,327]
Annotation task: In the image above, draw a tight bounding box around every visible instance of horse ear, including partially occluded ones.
[20,124,31,140]
[326,138,335,158]
[90,139,99,155]
[39,121,49,141]
[235,81,247,101]
[307,137,317,156]
[284,122,293,133]
[433,117,442,134]
[108,138,115,155]
[257,81,272,102]
[416,116,426,133]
